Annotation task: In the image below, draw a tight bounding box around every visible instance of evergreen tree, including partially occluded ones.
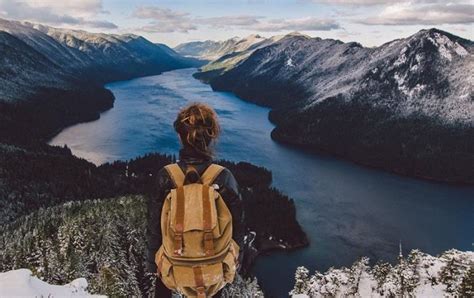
[458,266,474,296]
[290,266,310,295]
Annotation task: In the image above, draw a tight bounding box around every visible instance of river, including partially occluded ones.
[50,68,474,297]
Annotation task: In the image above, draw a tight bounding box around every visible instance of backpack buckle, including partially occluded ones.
[174,233,183,255]
[196,286,206,298]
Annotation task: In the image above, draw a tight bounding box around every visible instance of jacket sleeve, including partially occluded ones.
[145,168,171,273]
[217,168,245,247]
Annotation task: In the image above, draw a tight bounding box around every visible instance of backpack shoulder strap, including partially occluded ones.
[201,164,225,186]
[164,163,185,187]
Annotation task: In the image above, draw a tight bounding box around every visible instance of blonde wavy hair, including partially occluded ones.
[174,103,220,157]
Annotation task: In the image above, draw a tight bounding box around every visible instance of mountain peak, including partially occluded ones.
[406,27,471,61]
[412,27,472,45]
[286,31,310,38]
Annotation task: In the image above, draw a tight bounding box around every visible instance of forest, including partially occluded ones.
[0,139,308,280]
[0,196,267,296]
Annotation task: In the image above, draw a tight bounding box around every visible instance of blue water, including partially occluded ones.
[50,68,474,297]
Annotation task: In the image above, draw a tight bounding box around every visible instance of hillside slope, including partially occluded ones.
[202,29,474,184]
[0,195,291,296]
[0,146,308,262]
[0,18,199,144]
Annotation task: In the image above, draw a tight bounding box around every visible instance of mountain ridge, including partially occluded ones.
[0,18,202,144]
[195,28,474,184]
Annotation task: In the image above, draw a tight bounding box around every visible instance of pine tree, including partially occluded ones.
[458,266,474,296]
[290,266,310,295]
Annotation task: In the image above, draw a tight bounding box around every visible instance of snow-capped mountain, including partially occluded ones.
[202,29,474,183]
[290,249,474,297]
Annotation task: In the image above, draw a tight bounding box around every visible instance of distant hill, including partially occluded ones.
[174,34,280,62]
[197,29,474,184]
[0,18,200,144]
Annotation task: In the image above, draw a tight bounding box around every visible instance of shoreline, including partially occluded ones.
[193,70,474,186]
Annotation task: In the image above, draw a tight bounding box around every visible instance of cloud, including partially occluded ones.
[196,15,339,32]
[358,2,474,25]
[133,6,189,21]
[132,6,196,33]
[27,0,106,15]
[196,16,263,27]
[0,0,116,29]
[253,17,340,31]
[137,22,197,33]
[132,6,340,33]
[311,0,461,6]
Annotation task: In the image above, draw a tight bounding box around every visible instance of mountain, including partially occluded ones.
[0,18,201,88]
[175,37,240,60]
[174,34,273,61]
[198,29,474,184]
[196,34,288,82]
[0,18,200,144]
[290,249,474,297]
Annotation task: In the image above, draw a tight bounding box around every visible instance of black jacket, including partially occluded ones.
[145,147,245,273]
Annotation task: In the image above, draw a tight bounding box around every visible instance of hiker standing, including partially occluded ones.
[146,103,245,297]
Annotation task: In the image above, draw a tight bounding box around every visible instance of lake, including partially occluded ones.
[50,68,474,297]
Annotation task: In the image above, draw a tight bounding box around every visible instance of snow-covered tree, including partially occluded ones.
[290,249,473,297]
[290,266,310,295]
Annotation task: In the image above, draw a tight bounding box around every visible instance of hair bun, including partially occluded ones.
[174,103,220,157]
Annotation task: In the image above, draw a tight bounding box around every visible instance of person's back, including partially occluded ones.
[146,103,244,297]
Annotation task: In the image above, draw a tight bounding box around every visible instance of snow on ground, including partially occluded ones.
[0,269,103,297]
[290,249,474,297]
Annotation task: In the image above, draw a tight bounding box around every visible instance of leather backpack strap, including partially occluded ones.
[201,164,225,186]
[202,185,214,256]
[174,186,185,256]
[193,266,206,298]
[164,163,186,255]
[164,163,185,187]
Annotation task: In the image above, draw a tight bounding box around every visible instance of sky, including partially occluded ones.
[0,0,472,47]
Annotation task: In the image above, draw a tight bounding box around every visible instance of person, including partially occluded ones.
[146,103,245,297]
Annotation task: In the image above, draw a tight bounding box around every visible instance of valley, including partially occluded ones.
[50,68,474,296]
[1,17,473,297]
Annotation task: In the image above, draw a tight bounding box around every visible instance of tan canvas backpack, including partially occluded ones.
[155,163,239,298]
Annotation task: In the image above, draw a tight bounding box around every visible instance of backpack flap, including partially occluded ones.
[167,184,220,257]
[169,184,218,232]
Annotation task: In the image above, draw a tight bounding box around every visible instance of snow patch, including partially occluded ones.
[394,46,408,66]
[428,32,469,61]
[0,269,103,297]
[290,249,474,297]
[287,58,295,67]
